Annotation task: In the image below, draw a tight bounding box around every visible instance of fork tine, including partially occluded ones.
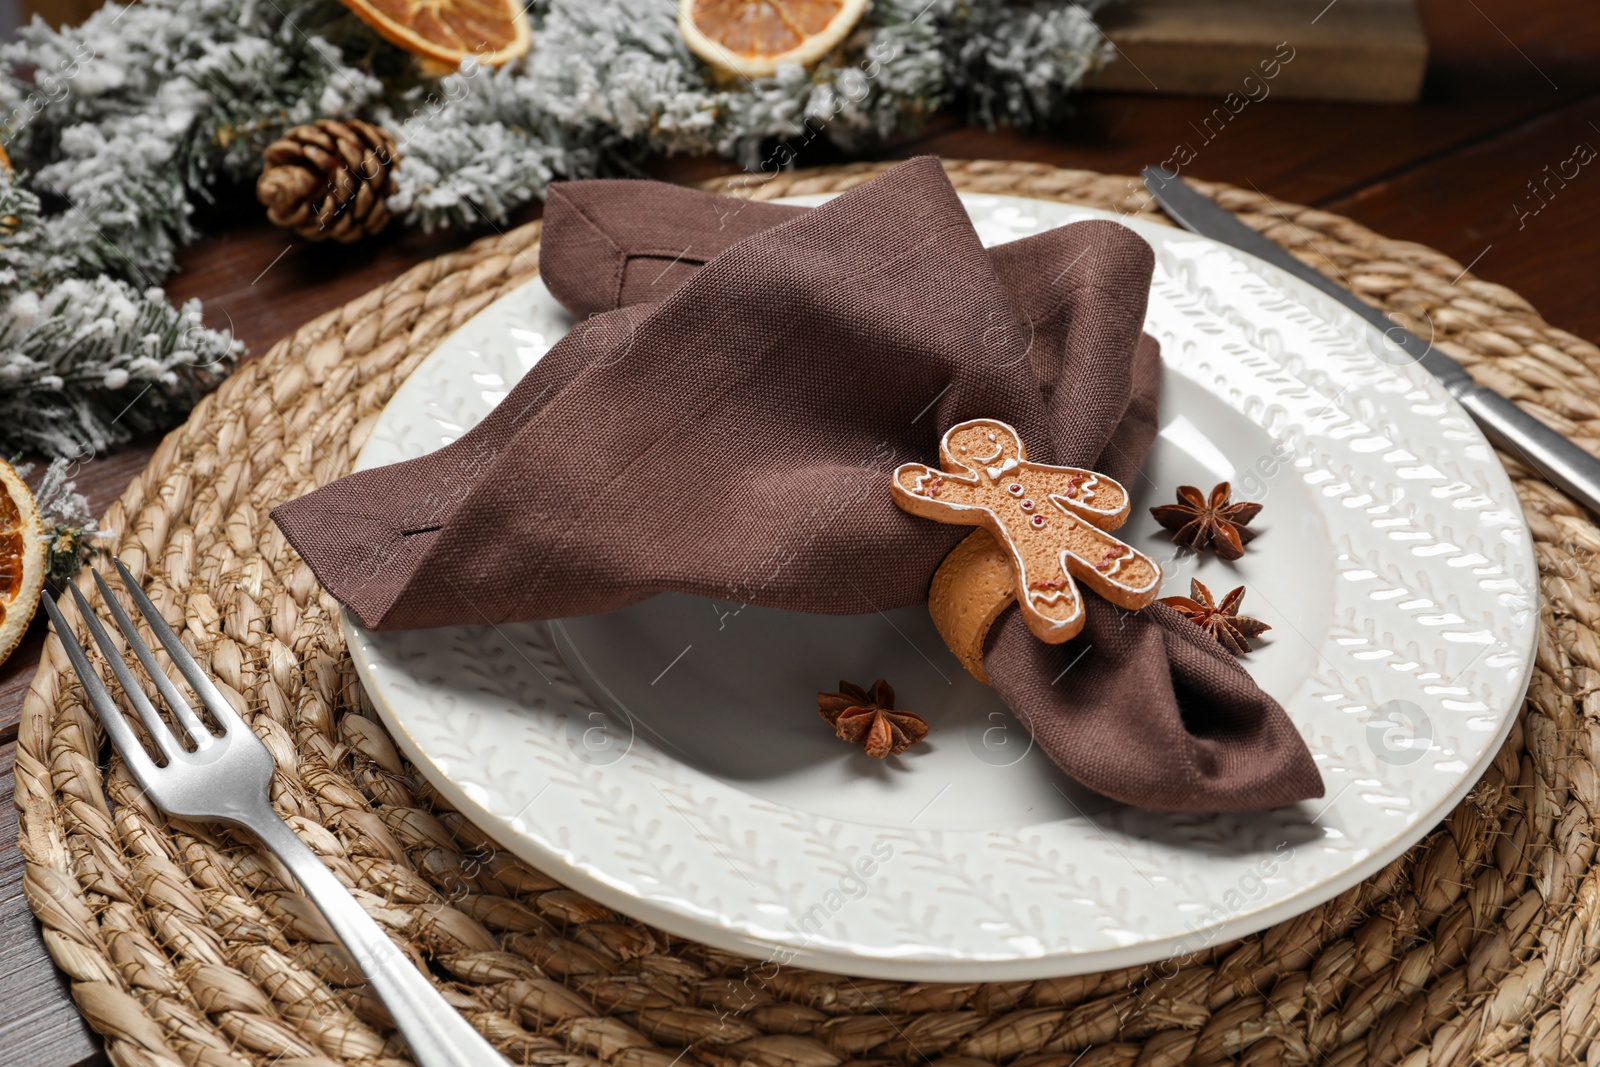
[92,569,215,751]
[65,582,191,763]
[40,590,165,793]
[112,557,249,736]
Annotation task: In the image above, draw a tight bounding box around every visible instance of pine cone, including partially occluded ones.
[257,119,398,243]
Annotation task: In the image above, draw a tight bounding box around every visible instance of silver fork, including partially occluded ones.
[40,560,507,1067]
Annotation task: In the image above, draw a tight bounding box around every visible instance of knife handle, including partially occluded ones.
[1452,384,1600,516]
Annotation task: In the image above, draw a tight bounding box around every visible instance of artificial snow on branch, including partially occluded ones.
[0,0,1109,457]
[390,0,1111,230]
[13,456,106,580]
[0,172,241,458]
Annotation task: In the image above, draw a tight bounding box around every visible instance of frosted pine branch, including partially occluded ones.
[0,273,240,457]
[0,0,1108,457]
[387,0,1108,229]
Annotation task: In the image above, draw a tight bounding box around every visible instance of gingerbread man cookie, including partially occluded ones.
[892,418,1161,643]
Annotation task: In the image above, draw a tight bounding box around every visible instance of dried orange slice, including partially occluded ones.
[0,459,46,667]
[337,0,531,67]
[679,0,868,79]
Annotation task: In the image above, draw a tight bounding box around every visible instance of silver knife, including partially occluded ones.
[1142,165,1600,516]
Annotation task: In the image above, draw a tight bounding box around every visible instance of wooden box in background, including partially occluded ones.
[18,0,100,29]
[1088,0,1429,103]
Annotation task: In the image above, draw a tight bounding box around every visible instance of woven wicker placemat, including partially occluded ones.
[17,160,1600,1067]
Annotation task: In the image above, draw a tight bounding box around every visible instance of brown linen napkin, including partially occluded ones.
[273,158,1322,812]
[538,172,1324,812]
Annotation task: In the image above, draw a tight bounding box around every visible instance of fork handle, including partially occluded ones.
[242,804,508,1066]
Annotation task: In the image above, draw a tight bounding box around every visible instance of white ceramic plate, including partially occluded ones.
[343,194,1536,980]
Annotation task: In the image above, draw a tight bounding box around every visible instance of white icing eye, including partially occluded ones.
[1030,514,1047,528]
[1020,499,1035,511]
[1007,483,1024,496]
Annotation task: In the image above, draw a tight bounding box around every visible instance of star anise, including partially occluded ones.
[817,679,928,759]
[1149,482,1262,560]
[1159,579,1272,655]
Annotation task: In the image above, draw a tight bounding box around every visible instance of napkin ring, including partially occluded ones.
[891,418,1161,682]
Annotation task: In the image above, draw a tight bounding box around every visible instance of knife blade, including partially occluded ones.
[1142,165,1600,517]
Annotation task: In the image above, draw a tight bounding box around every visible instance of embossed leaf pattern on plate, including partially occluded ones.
[345,195,1536,980]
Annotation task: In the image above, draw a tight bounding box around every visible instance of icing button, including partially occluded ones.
[1030,514,1047,528]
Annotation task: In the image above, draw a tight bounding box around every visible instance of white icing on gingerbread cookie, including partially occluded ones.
[891,418,1161,644]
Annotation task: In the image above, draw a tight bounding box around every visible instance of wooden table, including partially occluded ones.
[5,2,1598,1062]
